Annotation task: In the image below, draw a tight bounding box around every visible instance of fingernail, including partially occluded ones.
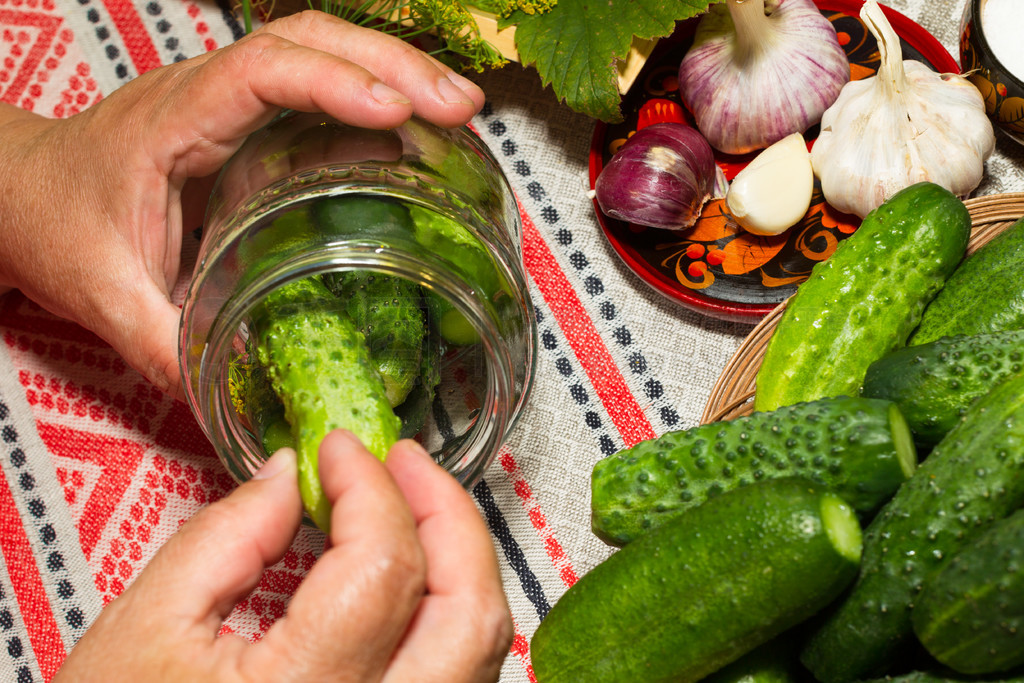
[371,82,411,106]
[446,71,484,100]
[253,447,294,480]
[437,76,475,106]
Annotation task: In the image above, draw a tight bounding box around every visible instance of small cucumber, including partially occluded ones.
[322,270,426,407]
[912,508,1024,675]
[861,330,1024,449]
[530,478,862,683]
[312,194,414,242]
[252,276,400,532]
[702,636,802,683]
[755,182,971,412]
[910,217,1024,345]
[800,371,1024,683]
[395,330,442,439]
[590,396,916,546]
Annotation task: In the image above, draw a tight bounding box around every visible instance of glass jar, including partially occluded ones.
[178,111,536,493]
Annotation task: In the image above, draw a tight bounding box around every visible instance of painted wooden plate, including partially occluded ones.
[589,0,959,323]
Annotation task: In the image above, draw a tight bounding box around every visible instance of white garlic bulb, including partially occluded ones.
[810,1,995,219]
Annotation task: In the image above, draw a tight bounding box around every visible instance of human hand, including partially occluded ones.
[0,11,485,399]
[55,430,512,682]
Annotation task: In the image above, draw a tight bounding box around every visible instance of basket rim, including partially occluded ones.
[700,191,1024,425]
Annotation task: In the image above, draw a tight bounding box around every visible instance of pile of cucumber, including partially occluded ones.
[532,183,1024,683]
[230,195,507,532]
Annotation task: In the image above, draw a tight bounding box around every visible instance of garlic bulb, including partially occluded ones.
[727,133,813,235]
[810,1,996,219]
[678,0,850,155]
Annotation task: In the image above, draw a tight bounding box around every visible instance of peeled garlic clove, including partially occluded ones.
[727,133,813,236]
[594,123,719,230]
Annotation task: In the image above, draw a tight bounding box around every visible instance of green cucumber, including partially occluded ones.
[860,673,1024,683]
[252,276,401,532]
[311,193,414,242]
[755,182,971,412]
[530,478,863,683]
[800,371,1024,683]
[861,330,1024,449]
[912,507,1024,675]
[322,270,426,407]
[395,330,442,439]
[910,217,1024,345]
[590,396,916,546]
[702,636,802,683]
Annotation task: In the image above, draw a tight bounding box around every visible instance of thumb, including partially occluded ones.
[125,447,304,629]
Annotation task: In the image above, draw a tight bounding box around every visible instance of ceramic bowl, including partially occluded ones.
[960,0,1024,146]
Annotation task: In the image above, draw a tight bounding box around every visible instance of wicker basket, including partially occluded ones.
[701,192,1024,425]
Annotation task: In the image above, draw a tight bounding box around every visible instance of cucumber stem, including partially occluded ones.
[888,403,919,477]
[821,494,863,564]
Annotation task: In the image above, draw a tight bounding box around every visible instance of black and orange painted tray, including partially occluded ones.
[589,0,959,323]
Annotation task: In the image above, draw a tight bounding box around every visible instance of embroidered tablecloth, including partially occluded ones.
[1,0,1022,680]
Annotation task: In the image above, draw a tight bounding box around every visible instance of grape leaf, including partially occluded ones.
[510,0,718,121]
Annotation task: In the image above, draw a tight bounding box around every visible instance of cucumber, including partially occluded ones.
[252,276,401,532]
[754,182,971,412]
[395,330,442,439]
[312,194,414,242]
[860,673,1024,683]
[861,330,1024,449]
[322,270,426,407]
[702,636,802,683]
[800,370,1024,683]
[590,396,916,546]
[912,507,1024,675]
[530,478,863,683]
[910,217,1024,345]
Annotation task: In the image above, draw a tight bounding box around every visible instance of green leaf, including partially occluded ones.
[511,0,718,121]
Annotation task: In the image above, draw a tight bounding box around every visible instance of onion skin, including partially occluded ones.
[594,123,717,231]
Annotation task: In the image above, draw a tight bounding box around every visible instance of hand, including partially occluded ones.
[55,430,513,682]
[0,11,485,398]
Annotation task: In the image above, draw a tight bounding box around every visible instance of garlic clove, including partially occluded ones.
[726,132,813,236]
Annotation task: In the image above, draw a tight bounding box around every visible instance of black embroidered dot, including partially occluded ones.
[39,525,56,545]
[2,426,15,443]
[645,378,664,400]
[0,402,7,420]
[17,473,34,491]
[533,305,544,323]
[568,251,588,270]
[629,353,647,374]
[583,276,604,296]
[554,357,572,376]
[479,101,494,117]
[512,160,530,176]
[599,301,616,320]
[541,330,557,350]
[165,37,179,51]
[501,139,516,156]
[488,120,505,136]
[540,205,559,223]
[526,181,545,201]
[156,19,170,33]
[9,449,25,468]
[104,44,119,60]
[660,406,680,427]
[613,326,632,345]
[86,7,99,21]
[146,1,160,14]
[599,434,618,455]
[585,411,602,428]
[66,608,84,629]
[27,500,45,518]
[0,611,11,630]
[569,384,588,404]
[115,64,128,79]
[56,580,74,600]
[7,637,22,658]
[16,666,31,683]
[47,553,65,572]
[555,228,572,246]
[95,26,109,40]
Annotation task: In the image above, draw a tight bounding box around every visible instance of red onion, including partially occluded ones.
[594,123,718,231]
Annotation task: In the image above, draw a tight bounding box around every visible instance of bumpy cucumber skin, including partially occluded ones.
[862,330,1024,449]
[755,183,971,412]
[322,270,426,407]
[254,277,400,532]
[912,508,1024,675]
[910,217,1024,345]
[531,479,862,683]
[312,194,414,241]
[800,371,1024,683]
[591,396,915,546]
